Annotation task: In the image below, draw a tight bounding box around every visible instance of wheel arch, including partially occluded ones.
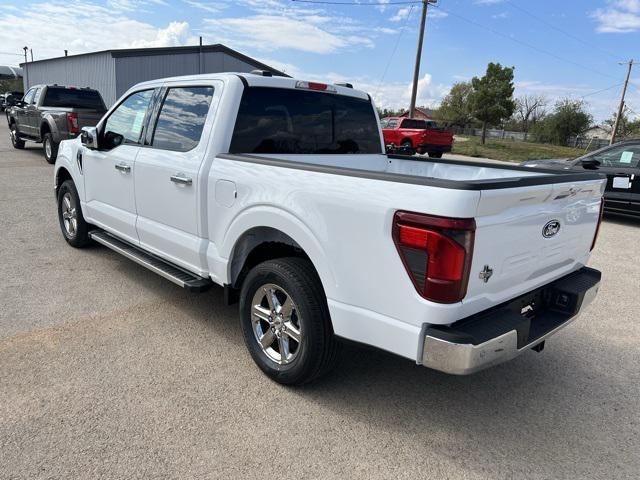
[221,208,337,299]
[55,166,73,198]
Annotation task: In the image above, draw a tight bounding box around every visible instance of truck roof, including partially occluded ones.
[133,72,371,101]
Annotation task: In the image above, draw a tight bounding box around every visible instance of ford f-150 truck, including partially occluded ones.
[381,117,454,157]
[8,84,106,164]
[53,72,605,385]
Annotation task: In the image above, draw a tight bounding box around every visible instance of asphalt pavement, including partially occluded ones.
[1,123,639,479]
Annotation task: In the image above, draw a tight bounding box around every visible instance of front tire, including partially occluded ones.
[57,180,90,248]
[9,123,25,149]
[239,257,340,385]
[43,132,59,164]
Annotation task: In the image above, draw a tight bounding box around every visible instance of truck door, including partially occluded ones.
[82,89,155,244]
[134,83,218,274]
[587,143,639,214]
[27,88,42,136]
[16,88,35,136]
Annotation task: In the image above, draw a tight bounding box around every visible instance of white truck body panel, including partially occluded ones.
[53,72,605,367]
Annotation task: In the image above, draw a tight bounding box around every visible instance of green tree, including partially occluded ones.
[531,98,592,145]
[436,81,474,127]
[604,108,640,140]
[470,63,516,144]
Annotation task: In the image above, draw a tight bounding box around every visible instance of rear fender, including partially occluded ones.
[218,206,337,298]
[41,114,63,143]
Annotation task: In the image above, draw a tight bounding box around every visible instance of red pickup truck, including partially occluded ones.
[381,117,453,158]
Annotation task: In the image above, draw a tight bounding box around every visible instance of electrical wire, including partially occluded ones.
[291,0,420,5]
[431,3,619,81]
[579,83,624,99]
[503,0,623,62]
[373,4,415,99]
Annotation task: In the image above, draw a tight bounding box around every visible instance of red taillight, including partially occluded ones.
[295,81,337,93]
[590,198,604,252]
[66,112,79,134]
[393,211,475,304]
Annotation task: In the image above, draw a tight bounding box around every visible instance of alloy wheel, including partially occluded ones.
[251,283,302,365]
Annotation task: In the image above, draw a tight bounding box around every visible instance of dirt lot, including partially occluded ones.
[1,123,639,479]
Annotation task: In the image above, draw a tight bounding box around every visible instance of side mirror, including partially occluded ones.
[81,126,98,150]
[580,159,600,170]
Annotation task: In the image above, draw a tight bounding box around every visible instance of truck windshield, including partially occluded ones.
[230,87,382,154]
[43,87,106,110]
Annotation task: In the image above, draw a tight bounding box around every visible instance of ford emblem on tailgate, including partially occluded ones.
[542,220,561,238]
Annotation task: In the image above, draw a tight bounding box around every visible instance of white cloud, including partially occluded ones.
[202,15,373,54]
[0,1,198,65]
[390,7,411,22]
[592,0,640,32]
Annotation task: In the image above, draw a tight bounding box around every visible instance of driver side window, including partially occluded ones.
[22,89,35,105]
[103,89,154,150]
[592,145,640,169]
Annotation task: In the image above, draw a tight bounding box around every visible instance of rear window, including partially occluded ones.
[229,87,382,154]
[400,119,427,129]
[43,87,105,110]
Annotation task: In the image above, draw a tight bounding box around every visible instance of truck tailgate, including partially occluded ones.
[465,178,605,303]
[424,129,453,146]
[75,110,104,128]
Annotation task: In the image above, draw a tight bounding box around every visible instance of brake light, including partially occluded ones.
[393,211,475,304]
[590,198,604,252]
[66,112,79,134]
[295,81,337,93]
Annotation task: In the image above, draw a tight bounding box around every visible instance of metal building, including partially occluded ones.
[21,44,288,106]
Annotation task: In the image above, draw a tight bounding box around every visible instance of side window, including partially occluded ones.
[22,89,35,105]
[400,119,411,128]
[103,89,154,150]
[32,88,42,105]
[592,145,640,169]
[151,86,214,152]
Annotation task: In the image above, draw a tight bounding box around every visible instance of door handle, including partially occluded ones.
[170,174,193,186]
[115,163,131,173]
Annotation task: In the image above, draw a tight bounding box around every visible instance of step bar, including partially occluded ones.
[89,231,213,292]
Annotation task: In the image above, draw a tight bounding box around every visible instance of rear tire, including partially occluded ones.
[43,132,58,164]
[239,257,340,385]
[428,151,443,158]
[9,123,25,149]
[57,180,91,248]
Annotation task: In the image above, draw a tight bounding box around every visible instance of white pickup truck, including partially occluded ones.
[54,72,605,384]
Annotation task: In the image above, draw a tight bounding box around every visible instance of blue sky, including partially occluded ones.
[1,0,639,121]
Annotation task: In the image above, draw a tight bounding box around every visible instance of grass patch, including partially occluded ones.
[452,136,586,163]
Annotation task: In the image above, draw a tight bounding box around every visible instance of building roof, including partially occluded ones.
[0,65,23,79]
[20,44,289,77]
[399,107,436,119]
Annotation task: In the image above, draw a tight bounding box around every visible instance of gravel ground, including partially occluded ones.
[1,123,639,479]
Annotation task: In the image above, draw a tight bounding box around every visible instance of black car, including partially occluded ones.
[1,91,24,113]
[522,140,640,217]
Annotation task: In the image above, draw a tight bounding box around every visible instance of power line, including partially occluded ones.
[0,51,24,56]
[291,0,420,5]
[579,83,624,99]
[431,4,619,81]
[504,0,623,62]
[374,4,415,99]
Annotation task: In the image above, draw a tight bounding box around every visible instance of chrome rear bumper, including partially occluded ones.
[422,267,601,375]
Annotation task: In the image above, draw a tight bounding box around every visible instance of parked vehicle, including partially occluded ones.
[381,117,454,158]
[0,91,23,112]
[522,140,640,217]
[7,85,106,163]
[54,73,604,385]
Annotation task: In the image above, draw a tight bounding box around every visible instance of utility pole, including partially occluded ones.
[610,59,635,145]
[23,46,28,89]
[409,0,436,118]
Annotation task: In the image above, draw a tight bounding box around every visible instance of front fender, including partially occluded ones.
[54,138,84,199]
[219,205,338,298]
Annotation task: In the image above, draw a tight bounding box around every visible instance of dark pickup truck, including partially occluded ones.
[7,85,106,163]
